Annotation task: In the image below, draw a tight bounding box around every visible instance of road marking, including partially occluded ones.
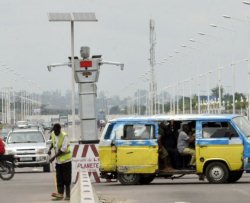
[175,202,191,203]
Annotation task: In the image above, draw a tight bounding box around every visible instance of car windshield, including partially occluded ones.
[7,131,45,143]
[0,128,10,139]
[17,121,28,125]
[233,116,250,138]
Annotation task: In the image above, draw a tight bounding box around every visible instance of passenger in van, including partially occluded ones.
[211,123,237,139]
[188,121,196,149]
[164,121,177,149]
[162,121,180,168]
[140,125,151,139]
[158,122,174,172]
[177,124,196,168]
[123,125,135,140]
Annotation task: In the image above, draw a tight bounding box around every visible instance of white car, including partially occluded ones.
[4,128,51,172]
[16,121,28,129]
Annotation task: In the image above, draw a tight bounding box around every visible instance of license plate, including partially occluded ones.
[20,157,33,161]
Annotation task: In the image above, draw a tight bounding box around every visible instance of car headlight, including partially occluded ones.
[37,148,46,154]
[5,149,16,155]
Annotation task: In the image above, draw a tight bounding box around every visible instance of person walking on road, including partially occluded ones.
[48,123,72,201]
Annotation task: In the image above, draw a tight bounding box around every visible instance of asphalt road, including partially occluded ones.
[2,168,250,203]
[2,126,250,203]
[94,173,250,203]
[0,125,98,203]
[0,167,58,203]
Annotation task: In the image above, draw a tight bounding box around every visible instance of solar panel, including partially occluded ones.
[48,13,72,21]
[73,12,97,21]
[48,12,97,22]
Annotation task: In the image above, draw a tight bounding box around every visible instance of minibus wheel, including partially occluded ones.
[139,174,155,184]
[227,171,243,183]
[205,162,229,183]
[117,173,140,185]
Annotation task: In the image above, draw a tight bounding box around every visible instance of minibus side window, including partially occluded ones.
[109,123,125,140]
[121,124,154,140]
[202,121,239,139]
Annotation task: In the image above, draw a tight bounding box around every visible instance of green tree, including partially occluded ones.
[211,85,224,99]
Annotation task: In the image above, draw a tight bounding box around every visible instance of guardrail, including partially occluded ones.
[71,169,99,203]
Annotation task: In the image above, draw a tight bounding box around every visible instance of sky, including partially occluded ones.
[1,0,250,98]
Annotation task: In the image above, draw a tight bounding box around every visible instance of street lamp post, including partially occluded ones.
[189,78,193,114]
[1,90,3,123]
[182,82,185,114]
[209,23,236,113]
[180,80,188,114]
[231,63,236,114]
[176,83,179,114]
[206,71,212,114]
[229,59,249,114]
[243,1,250,5]
[197,75,202,114]
[48,12,97,141]
[223,12,250,117]
[242,5,250,117]
[218,67,222,114]
[196,31,221,113]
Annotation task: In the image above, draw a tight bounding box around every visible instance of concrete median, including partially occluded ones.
[71,169,99,203]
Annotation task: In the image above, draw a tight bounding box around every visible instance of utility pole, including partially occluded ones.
[149,19,157,115]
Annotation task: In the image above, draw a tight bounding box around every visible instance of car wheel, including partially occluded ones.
[43,163,51,173]
[117,173,140,185]
[205,162,229,184]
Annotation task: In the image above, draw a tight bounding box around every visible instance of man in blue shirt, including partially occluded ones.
[177,124,195,168]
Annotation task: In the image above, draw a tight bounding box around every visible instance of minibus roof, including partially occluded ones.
[109,114,241,123]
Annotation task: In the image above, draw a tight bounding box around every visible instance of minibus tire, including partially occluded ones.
[205,162,229,184]
[227,171,243,183]
[139,174,155,184]
[117,173,140,185]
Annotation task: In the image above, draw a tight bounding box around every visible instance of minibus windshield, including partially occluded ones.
[233,116,250,138]
[100,123,110,139]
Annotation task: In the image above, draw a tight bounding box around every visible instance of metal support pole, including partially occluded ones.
[207,72,211,114]
[78,83,97,140]
[5,90,7,123]
[13,91,15,124]
[232,64,236,114]
[176,84,179,114]
[198,79,201,114]
[71,21,76,141]
[1,91,3,123]
[190,80,193,114]
[248,60,250,119]
[218,68,222,114]
[182,84,185,114]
